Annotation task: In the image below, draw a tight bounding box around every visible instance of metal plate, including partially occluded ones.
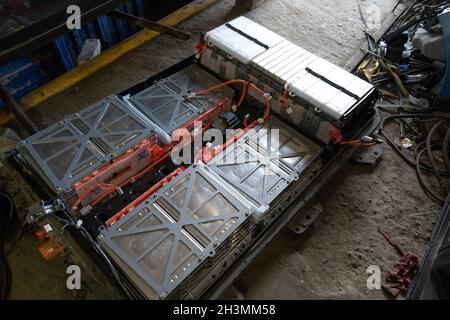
[71,96,153,156]
[98,163,253,299]
[17,96,154,192]
[128,65,234,139]
[209,117,322,207]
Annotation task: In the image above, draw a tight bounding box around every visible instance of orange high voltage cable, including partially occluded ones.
[190,80,273,163]
[71,98,230,210]
[106,166,186,226]
[187,79,271,119]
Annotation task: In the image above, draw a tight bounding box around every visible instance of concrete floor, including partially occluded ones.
[7,0,438,299]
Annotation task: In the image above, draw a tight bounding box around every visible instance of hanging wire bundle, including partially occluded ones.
[357,0,450,203]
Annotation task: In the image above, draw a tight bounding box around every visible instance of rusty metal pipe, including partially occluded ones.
[0,84,38,135]
[107,10,190,40]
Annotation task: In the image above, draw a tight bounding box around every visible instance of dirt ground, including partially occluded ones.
[6,0,440,300]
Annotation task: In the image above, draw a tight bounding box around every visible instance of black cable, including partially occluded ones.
[48,213,135,299]
[386,0,449,41]
[416,148,446,203]
[378,112,450,173]
[379,111,450,203]
[0,254,11,301]
[414,139,445,158]
[426,120,448,188]
[443,128,450,175]
[0,193,15,300]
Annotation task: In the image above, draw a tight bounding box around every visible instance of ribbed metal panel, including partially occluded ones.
[205,16,375,121]
[251,40,317,84]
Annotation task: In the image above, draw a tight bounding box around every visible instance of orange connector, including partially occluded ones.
[38,238,64,260]
[35,227,48,240]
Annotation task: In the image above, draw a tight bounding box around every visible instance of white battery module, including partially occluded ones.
[205,16,375,122]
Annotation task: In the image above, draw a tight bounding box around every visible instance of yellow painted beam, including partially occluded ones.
[0,0,218,126]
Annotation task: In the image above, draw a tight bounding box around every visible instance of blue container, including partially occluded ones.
[0,50,61,110]
[0,0,152,110]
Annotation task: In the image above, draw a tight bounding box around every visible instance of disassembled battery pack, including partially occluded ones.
[12,16,378,300]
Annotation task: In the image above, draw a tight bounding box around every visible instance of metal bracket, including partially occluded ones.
[300,107,322,137]
[26,199,65,224]
[288,203,323,234]
[352,144,384,165]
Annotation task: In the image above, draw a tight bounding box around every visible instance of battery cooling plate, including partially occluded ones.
[127,64,234,143]
[208,116,322,208]
[17,96,154,192]
[98,163,253,299]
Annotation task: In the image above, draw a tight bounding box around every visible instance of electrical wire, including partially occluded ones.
[378,112,450,174]
[386,0,449,41]
[416,148,446,203]
[190,79,272,120]
[72,98,231,210]
[443,128,450,174]
[426,119,448,188]
[379,109,450,203]
[281,89,291,111]
[74,79,269,210]
[48,212,135,299]
[0,193,15,300]
[106,167,185,226]
[190,79,273,163]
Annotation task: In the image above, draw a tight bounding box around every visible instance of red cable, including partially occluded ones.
[73,79,272,210]
[106,167,186,226]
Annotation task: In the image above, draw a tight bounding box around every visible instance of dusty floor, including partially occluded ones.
[6,0,440,299]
